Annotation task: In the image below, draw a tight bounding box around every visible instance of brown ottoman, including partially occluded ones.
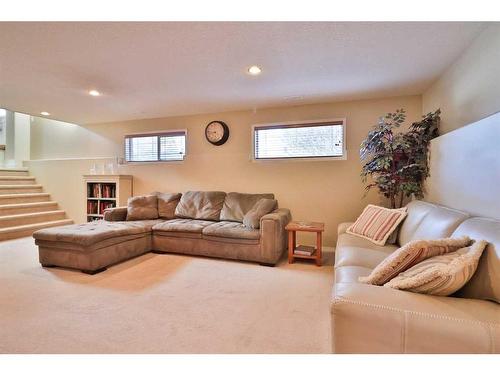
[33,220,163,274]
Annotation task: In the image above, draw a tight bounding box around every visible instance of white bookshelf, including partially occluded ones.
[83,175,133,222]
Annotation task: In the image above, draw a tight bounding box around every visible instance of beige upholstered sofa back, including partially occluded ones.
[397,200,469,246]
[173,191,277,223]
[397,200,499,303]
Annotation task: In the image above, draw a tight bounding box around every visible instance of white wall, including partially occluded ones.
[30,117,114,160]
[426,112,500,219]
[423,24,500,134]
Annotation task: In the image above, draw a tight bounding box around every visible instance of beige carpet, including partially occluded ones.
[0,237,335,353]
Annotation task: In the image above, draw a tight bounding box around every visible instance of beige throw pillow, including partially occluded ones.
[243,198,278,229]
[384,240,487,296]
[359,236,471,285]
[220,192,275,222]
[347,205,408,246]
[152,192,182,219]
[126,195,159,221]
[174,191,226,221]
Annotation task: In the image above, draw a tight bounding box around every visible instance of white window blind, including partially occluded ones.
[253,120,345,160]
[125,131,186,162]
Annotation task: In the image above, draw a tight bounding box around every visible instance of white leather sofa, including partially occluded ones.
[331,200,500,353]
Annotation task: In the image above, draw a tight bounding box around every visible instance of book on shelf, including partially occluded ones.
[87,200,99,215]
[293,245,316,256]
[101,184,116,199]
[87,183,100,198]
[87,183,116,199]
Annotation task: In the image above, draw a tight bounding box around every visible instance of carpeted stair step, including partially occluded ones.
[0,168,29,176]
[0,176,37,185]
[0,184,43,194]
[0,201,59,216]
[0,210,67,229]
[0,169,72,241]
[0,193,51,205]
[0,219,73,241]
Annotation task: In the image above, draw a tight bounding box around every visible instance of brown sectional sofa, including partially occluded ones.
[33,191,291,274]
[331,200,500,353]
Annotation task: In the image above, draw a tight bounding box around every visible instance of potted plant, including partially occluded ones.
[360,108,441,208]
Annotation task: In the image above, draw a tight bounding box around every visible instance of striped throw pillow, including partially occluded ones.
[347,205,408,246]
[359,236,471,286]
[384,240,487,296]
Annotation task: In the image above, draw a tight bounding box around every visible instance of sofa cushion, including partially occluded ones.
[332,281,500,353]
[202,221,260,241]
[175,191,226,221]
[384,240,487,296]
[347,204,408,246]
[452,217,500,303]
[127,195,159,221]
[334,281,500,324]
[33,220,163,248]
[153,218,215,238]
[334,265,373,284]
[359,236,471,286]
[335,246,395,270]
[335,232,398,269]
[152,192,182,219]
[398,200,469,246]
[220,192,275,222]
[36,233,147,253]
[243,198,277,229]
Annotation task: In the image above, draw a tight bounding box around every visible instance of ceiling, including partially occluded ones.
[0,22,487,124]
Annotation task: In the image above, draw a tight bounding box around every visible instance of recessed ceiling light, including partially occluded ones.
[88,90,101,96]
[40,111,50,116]
[247,65,262,76]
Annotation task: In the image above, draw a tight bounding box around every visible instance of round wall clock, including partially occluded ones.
[205,120,230,146]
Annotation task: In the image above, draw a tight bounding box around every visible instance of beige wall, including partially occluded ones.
[23,24,500,245]
[27,95,422,246]
[423,23,500,134]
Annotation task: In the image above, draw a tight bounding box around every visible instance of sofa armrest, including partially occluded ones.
[259,208,291,264]
[103,206,128,221]
[338,222,354,235]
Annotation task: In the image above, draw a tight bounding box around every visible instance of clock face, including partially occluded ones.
[205,121,229,146]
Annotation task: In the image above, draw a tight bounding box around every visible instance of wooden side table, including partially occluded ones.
[285,221,325,266]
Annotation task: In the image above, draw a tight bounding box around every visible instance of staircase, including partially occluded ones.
[0,168,73,241]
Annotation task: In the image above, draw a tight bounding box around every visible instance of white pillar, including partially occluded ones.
[4,111,31,168]
[14,113,31,168]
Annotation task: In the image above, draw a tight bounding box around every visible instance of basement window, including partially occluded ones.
[253,119,346,160]
[124,130,186,162]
